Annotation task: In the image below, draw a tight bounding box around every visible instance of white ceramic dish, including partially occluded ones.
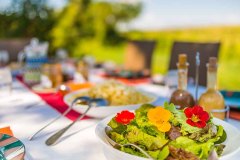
[95,114,240,160]
[64,89,158,118]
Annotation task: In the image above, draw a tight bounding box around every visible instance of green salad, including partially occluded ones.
[107,103,226,160]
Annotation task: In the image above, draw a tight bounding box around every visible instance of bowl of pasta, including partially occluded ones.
[64,80,158,118]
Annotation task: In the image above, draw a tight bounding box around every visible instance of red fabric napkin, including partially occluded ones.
[36,92,88,121]
[115,78,151,86]
[229,109,240,120]
[99,73,151,86]
[16,76,88,121]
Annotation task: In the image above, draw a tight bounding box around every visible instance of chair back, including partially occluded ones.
[0,39,30,62]
[169,41,221,86]
[124,40,156,73]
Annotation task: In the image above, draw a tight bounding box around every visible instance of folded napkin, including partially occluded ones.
[0,127,25,160]
[230,109,240,120]
[98,73,151,85]
[220,90,240,120]
[116,77,151,85]
[36,92,89,121]
[66,82,93,91]
[16,76,90,121]
[0,126,13,136]
[221,90,240,108]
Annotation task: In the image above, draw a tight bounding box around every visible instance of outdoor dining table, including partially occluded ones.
[0,76,239,160]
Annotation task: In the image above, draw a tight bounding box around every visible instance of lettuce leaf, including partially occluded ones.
[170,136,214,159]
[121,145,169,160]
[213,125,226,144]
[108,103,226,160]
[188,124,218,142]
[135,104,164,137]
[157,145,169,160]
[164,102,201,134]
[107,118,127,134]
[126,125,169,150]
[215,144,225,156]
[121,146,146,158]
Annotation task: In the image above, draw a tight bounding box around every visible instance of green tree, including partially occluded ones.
[51,0,142,55]
[0,0,55,40]
[51,0,94,53]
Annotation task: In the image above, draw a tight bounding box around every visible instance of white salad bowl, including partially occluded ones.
[64,89,158,118]
[95,113,240,160]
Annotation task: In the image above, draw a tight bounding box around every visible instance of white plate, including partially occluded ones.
[95,114,240,160]
[63,89,158,118]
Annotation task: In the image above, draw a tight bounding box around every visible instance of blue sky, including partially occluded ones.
[1,0,240,30]
[127,0,240,30]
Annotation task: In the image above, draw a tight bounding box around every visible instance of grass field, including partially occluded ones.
[74,26,240,91]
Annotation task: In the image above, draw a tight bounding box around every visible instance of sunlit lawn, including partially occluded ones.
[75,26,240,91]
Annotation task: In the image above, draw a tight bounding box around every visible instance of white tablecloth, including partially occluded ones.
[0,79,239,160]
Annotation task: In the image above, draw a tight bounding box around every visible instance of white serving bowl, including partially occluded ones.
[64,89,158,118]
[95,114,240,160]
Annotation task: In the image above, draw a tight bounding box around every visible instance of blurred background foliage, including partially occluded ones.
[0,0,239,90]
[51,0,141,55]
[0,0,55,40]
[0,0,142,54]
[84,26,240,90]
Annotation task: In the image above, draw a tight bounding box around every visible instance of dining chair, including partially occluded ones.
[124,40,156,74]
[0,39,30,62]
[168,41,221,86]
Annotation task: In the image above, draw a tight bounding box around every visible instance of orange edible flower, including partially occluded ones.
[147,107,171,132]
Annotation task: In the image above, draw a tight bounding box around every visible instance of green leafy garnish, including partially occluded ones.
[107,103,227,160]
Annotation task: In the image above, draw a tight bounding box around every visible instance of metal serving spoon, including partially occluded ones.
[105,126,155,160]
[28,96,90,141]
[45,98,108,146]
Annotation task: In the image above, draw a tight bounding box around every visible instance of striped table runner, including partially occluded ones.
[0,134,25,160]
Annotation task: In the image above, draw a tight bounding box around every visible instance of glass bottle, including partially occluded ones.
[77,60,89,81]
[198,57,225,120]
[23,58,42,86]
[169,54,195,109]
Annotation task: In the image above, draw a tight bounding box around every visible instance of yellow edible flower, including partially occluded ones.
[147,107,171,132]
